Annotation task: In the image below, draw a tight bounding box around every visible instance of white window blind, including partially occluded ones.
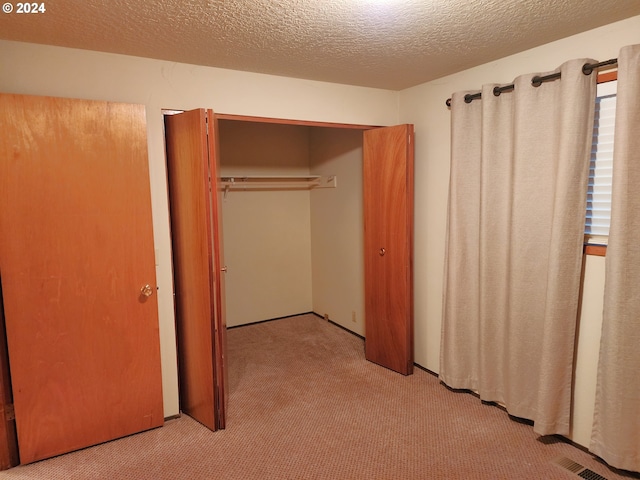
[585,80,616,241]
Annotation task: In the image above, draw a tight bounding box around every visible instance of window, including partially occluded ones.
[584,73,616,254]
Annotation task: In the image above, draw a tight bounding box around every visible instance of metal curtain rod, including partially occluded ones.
[445,58,618,107]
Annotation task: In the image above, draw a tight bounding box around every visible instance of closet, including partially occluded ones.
[165,110,414,432]
[219,120,414,376]
[218,120,351,330]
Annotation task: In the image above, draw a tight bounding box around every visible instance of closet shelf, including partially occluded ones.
[220,175,337,191]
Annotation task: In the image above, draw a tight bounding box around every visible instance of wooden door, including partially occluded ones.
[164,109,227,431]
[363,124,414,375]
[0,94,164,464]
[0,280,18,470]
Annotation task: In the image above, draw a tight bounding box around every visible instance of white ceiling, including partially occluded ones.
[1,0,639,90]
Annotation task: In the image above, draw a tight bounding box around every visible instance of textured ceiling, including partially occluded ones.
[1,0,639,90]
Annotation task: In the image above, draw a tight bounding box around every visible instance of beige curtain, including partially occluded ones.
[441,59,596,436]
[591,44,640,473]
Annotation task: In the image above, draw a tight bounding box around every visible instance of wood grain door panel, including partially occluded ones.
[363,125,414,375]
[165,109,227,431]
[0,94,164,464]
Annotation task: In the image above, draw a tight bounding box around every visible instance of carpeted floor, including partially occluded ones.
[1,313,638,479]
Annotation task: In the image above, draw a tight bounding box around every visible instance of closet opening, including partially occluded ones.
[163,110,413,432]
[217,116,370,337]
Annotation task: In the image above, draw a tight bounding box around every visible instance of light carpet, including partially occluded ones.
[1,314,638,479]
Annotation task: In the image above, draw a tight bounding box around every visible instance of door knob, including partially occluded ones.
[140,284,154,297]
[221,266,228,272]
[379,248,386,256]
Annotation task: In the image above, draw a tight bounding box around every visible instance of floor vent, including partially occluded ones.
[551,456,608,480]
[578,470,608,480]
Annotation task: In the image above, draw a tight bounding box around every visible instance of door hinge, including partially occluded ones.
[4,404,15,421]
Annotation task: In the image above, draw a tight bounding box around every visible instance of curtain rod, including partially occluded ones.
[445,58,617,107]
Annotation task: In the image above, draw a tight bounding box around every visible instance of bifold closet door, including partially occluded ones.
[363,124,415,376]
[0,94,164,464]
[164,109,227,431]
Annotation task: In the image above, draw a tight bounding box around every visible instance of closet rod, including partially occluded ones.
[445,57,618,107]
[220,175,337,197]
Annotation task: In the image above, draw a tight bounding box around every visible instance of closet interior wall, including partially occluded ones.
[218,120,365,334]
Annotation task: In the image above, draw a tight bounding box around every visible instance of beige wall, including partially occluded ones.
[0,39,400,418]
[572,256,606,444]
[399,15,640,447]
[218,121,313,326]
[309,128,365,335]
